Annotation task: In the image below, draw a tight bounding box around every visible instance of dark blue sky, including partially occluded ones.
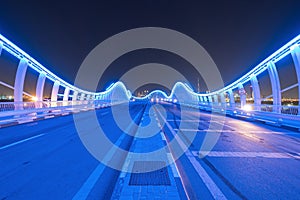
[0,0,300,93]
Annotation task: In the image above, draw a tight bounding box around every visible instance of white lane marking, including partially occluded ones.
[167,153,179,178]
[160,132,167,141]
[193,151,295,159]
[73,109,142,200]
[72,163,106,200]
[156,108,227,200]
[156,118,181,180]
[0,133,45,150]
[120,154,132,178]
[73,133,127,200]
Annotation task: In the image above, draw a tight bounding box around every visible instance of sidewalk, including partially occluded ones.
[111,105,186,200]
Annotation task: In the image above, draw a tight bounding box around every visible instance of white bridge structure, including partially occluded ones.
[0,33,299,129]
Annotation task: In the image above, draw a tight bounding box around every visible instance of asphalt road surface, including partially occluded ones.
[0,101,299,199]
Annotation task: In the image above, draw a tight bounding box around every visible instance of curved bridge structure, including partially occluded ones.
[0,33,299,128]
[0,33,300,200]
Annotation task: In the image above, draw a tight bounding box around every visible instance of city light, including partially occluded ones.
[242,104,253,111]
[31,96,38,102]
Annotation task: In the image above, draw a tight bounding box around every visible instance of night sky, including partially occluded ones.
[0,0,300,95]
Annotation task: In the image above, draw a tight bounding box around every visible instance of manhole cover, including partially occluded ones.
[129,161,171,185]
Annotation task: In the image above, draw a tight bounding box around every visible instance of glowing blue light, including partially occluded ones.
[209,34,300,96]
[1,32,299,102]
[106,83,115,90]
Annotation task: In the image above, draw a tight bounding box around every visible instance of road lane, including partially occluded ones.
[0,103,145,200]
[158,103,300,200]
[0,101,299,199]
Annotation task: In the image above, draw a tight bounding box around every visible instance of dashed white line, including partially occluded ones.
[0,133,45,150]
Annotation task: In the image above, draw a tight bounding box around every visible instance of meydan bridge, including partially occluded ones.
[0,33,299,200]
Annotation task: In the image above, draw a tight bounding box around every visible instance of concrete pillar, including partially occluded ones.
[63,87,70,101]
[267,61,281,113]
[35,72,46,108]
[291,44,300,115]
[227,89,235,108]
[213,95,218,105]
[238,83,246,108]
[80,93,85,101]
[14,58,28,110]
[208,96,212,104]
[72,91,78,101]
[51,80,60,102]
[62,87,70,106]
[86,94,91,101]
[250,75,261,111]
[36,72,46,101]
[220,92,226,107]
[0,41,3,56]
[199,96,203,102]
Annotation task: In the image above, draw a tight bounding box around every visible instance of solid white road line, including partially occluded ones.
[156,108,228,200]
[72,163,106,200]
[167,153,180,178]
[0,133,45,150]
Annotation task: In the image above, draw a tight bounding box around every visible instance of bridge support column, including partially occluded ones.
[213,95,218,105]
[203,96,207,105]
[208,96,212,106]
[291,44,300,115]
[267,61,281,113]
[63,87,70,106]
[238,83,246,108]
[80,93,85,101]
[250,75,261,111]
[14,58,28,110]
[220,92,226,108]
[228,89,235,108]
[72,91,78,102]
[51,80,60,107]
[199,96,203,103]
[86,94,91,102]
[36,72,46,108]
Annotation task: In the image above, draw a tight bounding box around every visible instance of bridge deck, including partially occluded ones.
[0,103,299,199]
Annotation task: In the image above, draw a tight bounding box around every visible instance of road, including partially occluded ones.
[0,101,299,199]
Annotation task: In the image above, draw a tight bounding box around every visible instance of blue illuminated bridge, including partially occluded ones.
[0,33,300,200]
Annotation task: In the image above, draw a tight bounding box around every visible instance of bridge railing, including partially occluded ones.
[0,100,118,120]
[173,100,300,129]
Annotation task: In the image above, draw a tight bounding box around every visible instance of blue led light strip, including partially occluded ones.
[0,33,299,99]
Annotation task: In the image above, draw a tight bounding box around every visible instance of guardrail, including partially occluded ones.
[158,99,300,130]
[200,102,299,130]
[0,100,104,112]
[0,100,117,119]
